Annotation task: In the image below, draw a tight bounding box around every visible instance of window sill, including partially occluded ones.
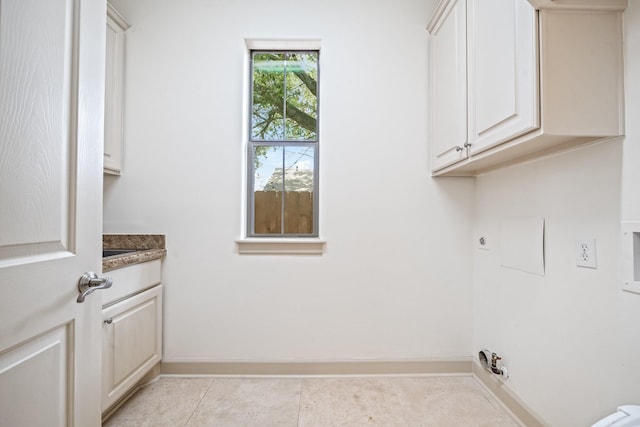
[235,238,326,255]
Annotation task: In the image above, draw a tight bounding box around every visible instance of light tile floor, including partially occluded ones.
[103,376,521,427]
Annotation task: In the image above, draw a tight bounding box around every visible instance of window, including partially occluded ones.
[248,50,319,237]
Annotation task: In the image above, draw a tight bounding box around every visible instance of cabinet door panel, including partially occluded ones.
[429,0,468,171]
[468,0,538,154]
[104,7,128,175]
[102,285,162,411]
[112,299,158,384]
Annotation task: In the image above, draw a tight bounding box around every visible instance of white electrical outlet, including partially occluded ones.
[575,239,597,269]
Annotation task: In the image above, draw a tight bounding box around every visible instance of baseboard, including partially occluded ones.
[160,358,473,377]
[472,362,549,427]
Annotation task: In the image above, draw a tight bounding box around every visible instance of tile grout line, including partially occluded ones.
[183,377,215,426]
[296,378,304,427]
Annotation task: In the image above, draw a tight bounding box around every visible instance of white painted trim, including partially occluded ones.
[236,238,326,255]
[160,358,472,376]
[621,221,640,294]
[107,3,130,30]
[244,39,322,51]
[241,39,322,238]
[427,0,456,34]
[473,362,549,427]
[527,0,627,11]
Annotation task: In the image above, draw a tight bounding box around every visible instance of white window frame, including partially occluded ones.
[237,39,325,255]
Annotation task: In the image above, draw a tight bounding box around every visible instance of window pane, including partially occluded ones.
[252,53,285,140]
[252,145,315,235]
[253,145,283,234]
[283,146,314,234]
[251,51,318,142]
[285,53,318,140]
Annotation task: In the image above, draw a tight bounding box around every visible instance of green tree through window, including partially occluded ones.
[252,52,318,142]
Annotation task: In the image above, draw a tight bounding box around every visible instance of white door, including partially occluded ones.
[0,0,105,426]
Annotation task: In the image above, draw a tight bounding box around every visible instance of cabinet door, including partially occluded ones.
[102,285,163,412]
[429,0,468,171]
[104,6,129,175]
[467,0,538,155]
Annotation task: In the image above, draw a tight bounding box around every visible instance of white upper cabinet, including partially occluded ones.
[104,4,130,175]
[428,0,468,170]
[428,0,626,176]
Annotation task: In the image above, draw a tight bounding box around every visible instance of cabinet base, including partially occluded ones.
[102,362,161,423]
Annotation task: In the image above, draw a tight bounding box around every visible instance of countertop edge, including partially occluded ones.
[102,249,166,272]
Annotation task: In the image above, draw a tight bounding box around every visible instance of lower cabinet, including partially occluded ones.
[102,284,163,412]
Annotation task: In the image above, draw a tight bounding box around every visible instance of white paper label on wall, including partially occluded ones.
[499,217,545,276]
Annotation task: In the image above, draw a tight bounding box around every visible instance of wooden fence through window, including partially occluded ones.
[254,191,313,234]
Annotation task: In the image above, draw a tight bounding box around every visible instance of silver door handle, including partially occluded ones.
[77,272,113,303]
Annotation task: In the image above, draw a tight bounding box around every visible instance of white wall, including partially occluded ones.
[104,0,474,362]
[473,3,640,426]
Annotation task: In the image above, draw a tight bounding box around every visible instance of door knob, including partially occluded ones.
[77,272,112,303]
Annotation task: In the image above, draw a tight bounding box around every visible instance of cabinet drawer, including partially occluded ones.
[101,259,162,306]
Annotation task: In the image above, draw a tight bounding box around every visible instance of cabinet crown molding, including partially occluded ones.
[427,0,455,33]
[527,0,627,11]
[427,0,627,34]
[107,3,130,30]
